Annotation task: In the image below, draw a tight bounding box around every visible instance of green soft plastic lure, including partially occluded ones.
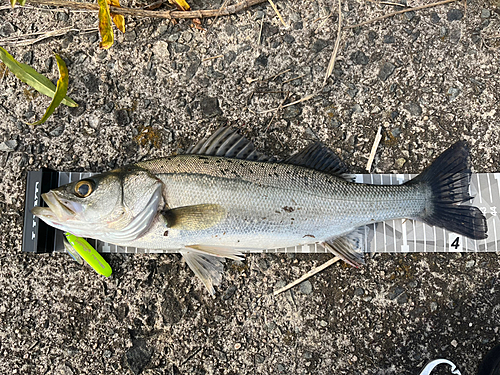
[63,232,112,277]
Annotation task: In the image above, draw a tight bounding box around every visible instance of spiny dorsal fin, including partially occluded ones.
[283,142,350,178]
[186,127,273,162]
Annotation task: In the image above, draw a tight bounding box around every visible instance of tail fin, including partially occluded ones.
[406,141,487,240]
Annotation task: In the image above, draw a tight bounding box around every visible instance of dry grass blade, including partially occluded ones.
[0,27,88,46]
[258,92,318,114]
[267,0,288,28]
[348,0,458,28]
[366,125,382,172]
[273,256,341,296]
[323,0,342,86]
[26,0,268,19]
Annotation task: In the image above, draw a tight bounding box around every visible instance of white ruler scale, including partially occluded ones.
[51,172,500,254]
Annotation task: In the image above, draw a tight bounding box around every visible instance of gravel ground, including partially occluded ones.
[1,0,500,374]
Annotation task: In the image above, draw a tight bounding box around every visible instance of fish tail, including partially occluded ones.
[406,141,487,240]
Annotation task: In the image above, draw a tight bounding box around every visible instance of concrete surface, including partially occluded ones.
[0,0,499,374]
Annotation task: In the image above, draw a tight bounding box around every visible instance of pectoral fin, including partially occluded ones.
[180,250,226,296]
[322,228,367,267]
[162,204,226,231]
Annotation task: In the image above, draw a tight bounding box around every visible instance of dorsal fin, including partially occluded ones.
[186,127,273,162]
[283,142,350,177]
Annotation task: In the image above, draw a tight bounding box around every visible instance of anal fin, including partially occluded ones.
[180,250,226,296]
[322,228,366,267]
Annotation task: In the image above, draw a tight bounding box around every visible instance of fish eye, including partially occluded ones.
[74,180,95,198]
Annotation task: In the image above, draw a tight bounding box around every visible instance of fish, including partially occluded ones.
[32,127,488,294]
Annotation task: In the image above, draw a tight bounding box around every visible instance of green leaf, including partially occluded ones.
[29,54,70,125]
[19,0,26,5]
[0,47,78,107]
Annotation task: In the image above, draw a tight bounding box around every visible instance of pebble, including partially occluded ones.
[257,257,269,271]
[378,62,396,81]
[465,260,475,268]
[22,51,34,65]
[125,30,137,42]
[283,34,295,44]
[405,10,415,21]
[254,54,268,67]
[352,104,363,114]
[311,39,329,53]
[354,288,364,296]
[283,105,301,119]
[299,280,312,295]
[447,9,464,21]
[50,125,65,137]
[451,339,458,347]
[114,109,130,126]
[0,22,15,37]
[388,286,405,300]
[383,34,395,44]
[395,158,406,169]
[0,140,18,152]
[200,96,222,118]
[481,8,491,18]
[57,11,69,22]
[319,320,328,327]
[223,285,237,300]
[367,30,378,42]
[180,31,193,43]
[161,291,182,324]
[405,102,422,116]
[430,302,438,312]
[125,339,152,375]
[185,56,201,81]
[350,51,369,65]
[430,12,440,24]
[447,87,461,102]
[449,29,461,43]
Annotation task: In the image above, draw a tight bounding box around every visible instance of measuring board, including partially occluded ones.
[22,169,500,255]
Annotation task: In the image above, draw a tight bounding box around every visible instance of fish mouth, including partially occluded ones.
[32,191,77,222]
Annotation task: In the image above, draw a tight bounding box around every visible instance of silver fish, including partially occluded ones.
[32,128,487,294]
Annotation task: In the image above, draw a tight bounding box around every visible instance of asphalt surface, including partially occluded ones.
[1,0,499,374]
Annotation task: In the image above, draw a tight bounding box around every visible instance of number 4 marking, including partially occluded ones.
[449,235,462,252]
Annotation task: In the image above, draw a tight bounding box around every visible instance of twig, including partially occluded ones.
[268,0,288,28]
[273,256,341,295]
[366,125,382,172]
[202,54,224,62]
[323,0,343,85]
[0,27,97,46]
[23,0,268,19]
[347,0,458,28]
[257,91,319,114]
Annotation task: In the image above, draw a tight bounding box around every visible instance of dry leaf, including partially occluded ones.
[107,0,126,33]
[98,0,114,49]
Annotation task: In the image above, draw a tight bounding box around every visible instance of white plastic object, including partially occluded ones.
[419,359,462,375]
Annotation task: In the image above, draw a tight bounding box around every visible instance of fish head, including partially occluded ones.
[32,166,163,242]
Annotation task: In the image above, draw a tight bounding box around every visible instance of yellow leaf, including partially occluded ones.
[29,54,70,126]
[98,0,114,49]
[107,0,126,33]
[170,0,190,11]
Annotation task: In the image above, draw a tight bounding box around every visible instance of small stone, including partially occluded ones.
[293,21,303,30]
[350,50,369,65]
[283,34,295,44]
[103,350,112,358]
[69,103,86,117]
[383,34,395,43]
[114,109,130,126]
[299,280,313,295]
[447,9,464,21]
[311,39,329,53]
[180,31,193,43]
[102,102,115,113]
[223,285,237,300]
[354,288,364,296]
[50,125,65,137]
[319,320,328,327]
[395,158,406,169]
[449,28,461,43]
[161,291,182,325]
[0,140,18,152]
[465,260,475,268]
[200,96,222,118]
[254,54,268,67]
[481,9,491,18]
[405,102,422,116]
[367,30,378,42]
[430,12,441,23]
[125,339,152,375]
[447,87,461,102]
[451,339,458,347]
[0,22,15,37]
[257,258,269,271]
[405,10,415,20]
[234,343,241,350]
[397,292,408,304]
[125,30,137,42]
[256,354,265,363]
[254,10,265,19]
[378,62,396,81]
[430,302,438,312]
[57,11,69,22]
[22,51,34,65]
[387,286,405,300]
[185,55,201,81]
[224,51,236,66]
[283,105,301,119]
[352,104,363,114]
